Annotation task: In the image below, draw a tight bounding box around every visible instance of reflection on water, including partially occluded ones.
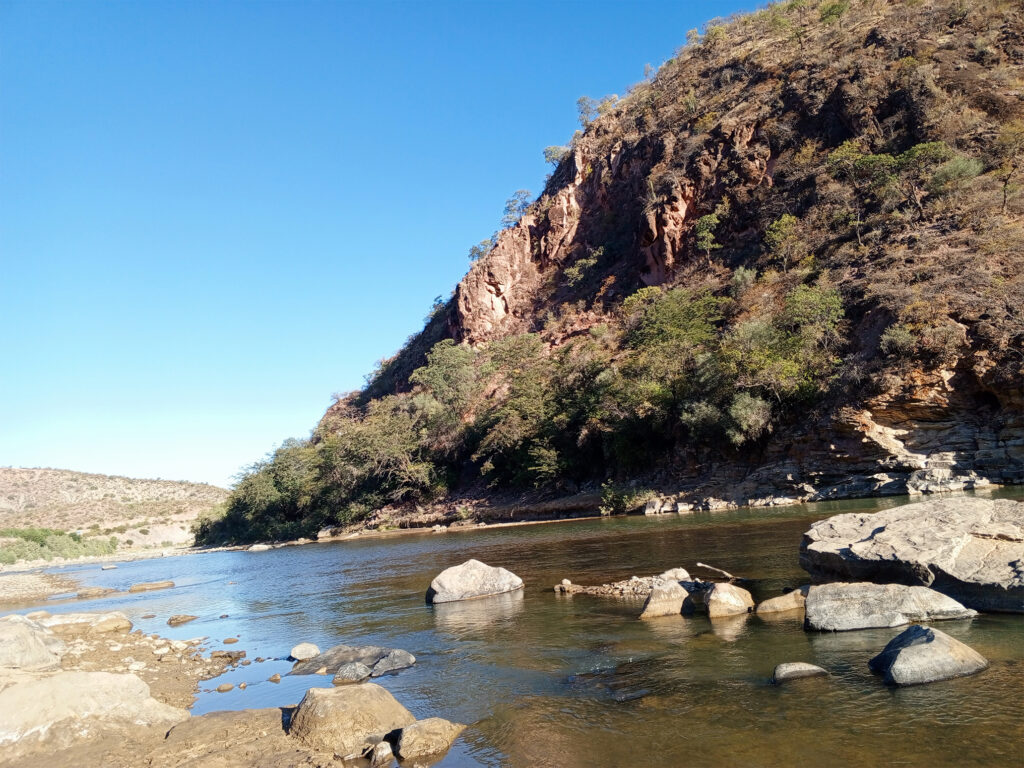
[19,489,1024,767]
[433,590,525,635]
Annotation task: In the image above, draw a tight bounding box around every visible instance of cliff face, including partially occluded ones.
[405,0,1024,507]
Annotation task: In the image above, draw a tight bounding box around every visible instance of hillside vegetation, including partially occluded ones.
[199,0,1024,544]
[0,468,227,560]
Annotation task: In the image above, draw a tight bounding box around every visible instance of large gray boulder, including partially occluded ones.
[288,684,415,756]
[0,615,65,671]
[426,559,524,604]
[396,717,466,761]
[0,671,188,755]
[639,580,694,618]
[868,624,989,685]
[805,582,976,631]
[800,497,1024,612]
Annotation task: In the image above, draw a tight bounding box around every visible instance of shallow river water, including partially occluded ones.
[27,491,1024,767]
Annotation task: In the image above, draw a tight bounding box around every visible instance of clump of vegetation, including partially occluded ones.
[0,527,118,565]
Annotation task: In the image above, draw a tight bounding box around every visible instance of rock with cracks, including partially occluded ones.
[288,683,415,757]
[426,559,524,604]
[868,625,989,685]
[804,582,977,631]
[800,497,1024,613]
[0,615,65,671]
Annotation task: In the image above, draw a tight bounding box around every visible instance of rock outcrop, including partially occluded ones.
[800,498,1024,613]
[426,559,524,604]
[804,582,977,631]
[868,625,989,686]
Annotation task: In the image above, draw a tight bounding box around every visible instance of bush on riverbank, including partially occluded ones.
[0,527,118,565]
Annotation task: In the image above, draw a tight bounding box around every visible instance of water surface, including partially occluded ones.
[29,491,1024,767]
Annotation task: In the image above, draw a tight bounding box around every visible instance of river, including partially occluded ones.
[24,490,1024,767]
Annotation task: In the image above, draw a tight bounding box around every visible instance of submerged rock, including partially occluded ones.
[800,497,1024,612]
[804,582,976,631]
[291,643,415,677]
[869,625,988,685]
[396,717,466,761]
[639,580,694,618]
[426,559,524,603]
[705,583,755,618]
[167,615,198,627]
[127,580,174,593]
[76,587,116,599]
[771,662,829,683]
[371,648,416,677]
[288,684,415,756]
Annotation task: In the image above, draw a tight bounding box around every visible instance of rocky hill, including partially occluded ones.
[0,468,227,551]
[199,0,1024,544]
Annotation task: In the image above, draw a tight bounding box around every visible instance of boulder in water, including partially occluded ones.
[771,662,829,683]
[800,497,1024,613]
[639,580,694,618]
[706,583,755,618]
[804,582,976,631]
[396,717,466,760]
[288,684,415,756]
[868,624,988,685]
[426,559,524,604]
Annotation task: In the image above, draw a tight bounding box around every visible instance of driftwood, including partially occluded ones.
[695,562,747,582]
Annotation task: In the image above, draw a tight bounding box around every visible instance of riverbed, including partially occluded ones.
[16,491,1024,767]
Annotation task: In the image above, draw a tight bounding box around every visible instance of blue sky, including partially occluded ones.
[1,0,754,488]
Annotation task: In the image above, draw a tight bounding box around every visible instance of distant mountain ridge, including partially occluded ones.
[0,467,227,547]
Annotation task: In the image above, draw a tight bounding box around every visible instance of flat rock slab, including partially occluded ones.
[869,624,988,685]
[289,683,415,756]
[772,662,829,683]
[800,497,1024,612]
[426,559,524,603]
[805,582,976,631]
[38,612,133,634]
[128,581,175,593]
[290,643,415,678]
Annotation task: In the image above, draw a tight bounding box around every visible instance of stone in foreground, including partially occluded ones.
[869,625,988,685]
[288,683,415,756]
[757,587,808,614]
[800,497,1024,612]
[771,662,829,683]
[706,583,755,618]
[639,580,693,618]
[0,671,188,755]
[290,642,320,661]
[0,614,65,671]
[805,582,976,631]
[397,717,466,760]
[426,558,524,604]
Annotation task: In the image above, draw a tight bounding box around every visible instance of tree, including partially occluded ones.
[764,214,804,272]
[544,145,569,166]
[468,237,496,262]
[577,96,599,127]
[994,120,1024,213]
[501,190,532,228]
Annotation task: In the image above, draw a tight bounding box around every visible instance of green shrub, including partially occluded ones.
[880,323,917,356]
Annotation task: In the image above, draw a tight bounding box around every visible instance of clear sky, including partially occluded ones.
[1,0,753,488]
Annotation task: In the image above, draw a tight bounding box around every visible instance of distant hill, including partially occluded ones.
[0,468,228,550]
